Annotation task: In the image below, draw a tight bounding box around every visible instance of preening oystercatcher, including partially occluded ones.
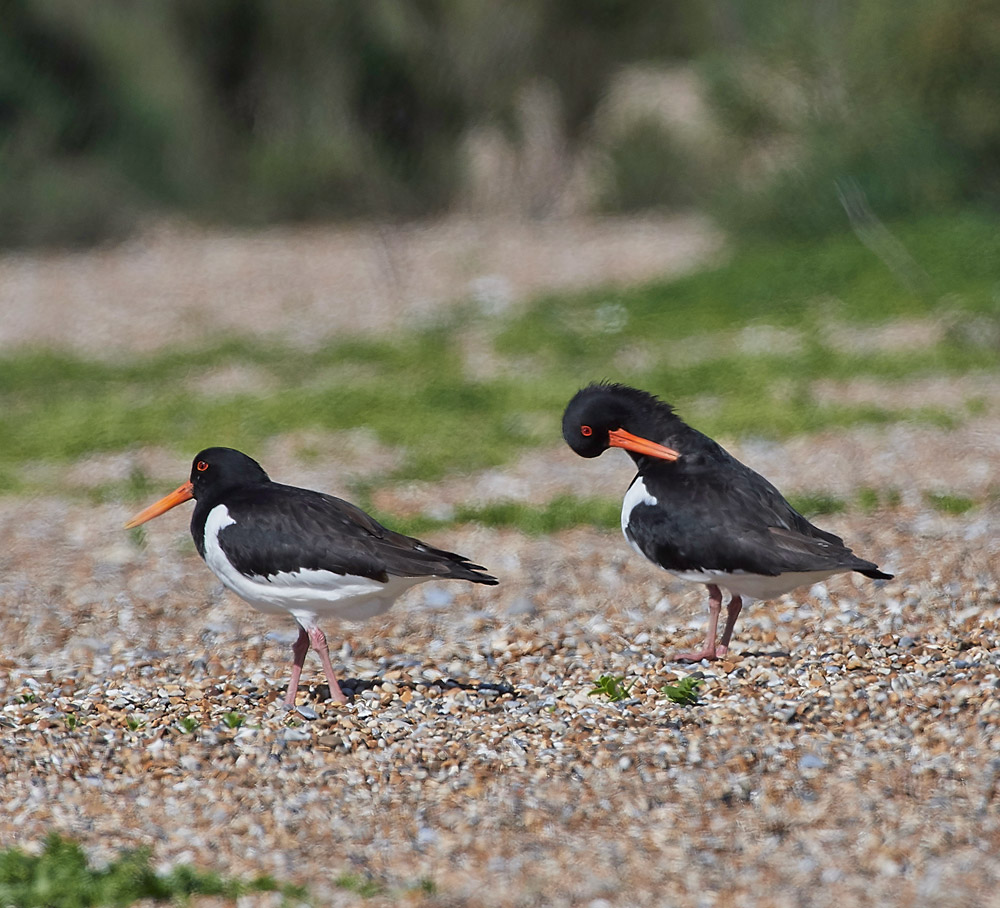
[125,447,498,704]
[562,383,893,662]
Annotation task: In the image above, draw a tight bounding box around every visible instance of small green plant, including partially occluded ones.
[661,676,704,706]
[124,715,145,731]
[334,872,385,898]
[924,491,975,514]
[588,674,636,703]
[18,692,37,704]
[176,716,199,734]
[222,711,245,729]
[64,713,78,730]
[0,834,307,906]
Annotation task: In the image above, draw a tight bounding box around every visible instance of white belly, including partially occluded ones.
[669,568,840,600]
[202,505,427,623]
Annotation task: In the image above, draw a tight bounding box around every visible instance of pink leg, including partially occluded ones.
[307,625,348,704]
[717,595,744,657]
[674,584,724,662]
[283,626,311,707]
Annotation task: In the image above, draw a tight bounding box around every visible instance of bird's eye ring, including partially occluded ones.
[196,461,209,472]
[580,425,593,437]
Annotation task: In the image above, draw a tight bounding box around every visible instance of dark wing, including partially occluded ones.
[632,451,887,576]
[628,500,885,576]
[219,483,497,584]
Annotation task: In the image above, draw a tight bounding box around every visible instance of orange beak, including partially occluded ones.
[124,480,194,529]
[608,428,681,461]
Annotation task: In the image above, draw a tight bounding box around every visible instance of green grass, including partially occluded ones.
[366,494,623,538]
[1,211,998,514]
[333,872,436,900]
[924,491,976,515]
[857,487,903,513]
[787,493,846,517]
[0,834,306,907]
[497,211,1000,358]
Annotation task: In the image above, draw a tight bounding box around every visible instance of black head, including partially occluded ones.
[188,447,270,500]
[124,447,270,529]
[562,383,682,462]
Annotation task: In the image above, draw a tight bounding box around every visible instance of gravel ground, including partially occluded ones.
[1,218,999,907]
[1,449,998,908]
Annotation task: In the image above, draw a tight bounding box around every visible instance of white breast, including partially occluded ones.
[621,476,657,561]
[202,504,426,623]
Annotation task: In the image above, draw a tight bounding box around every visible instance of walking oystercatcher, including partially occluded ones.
[125,447,498,704]
[562,383,893,662]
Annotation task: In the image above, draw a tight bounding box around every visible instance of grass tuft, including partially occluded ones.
[924,491,976,514]
[787,493,846,517]
[334,872,385,898]
[0,834,307,907]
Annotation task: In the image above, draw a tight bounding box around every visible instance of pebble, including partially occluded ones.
[1,497,999,905]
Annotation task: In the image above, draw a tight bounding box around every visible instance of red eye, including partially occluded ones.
[196,461,209,472]
[581,425,593,437]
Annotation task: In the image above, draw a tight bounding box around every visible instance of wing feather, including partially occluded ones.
[217,484,497,584]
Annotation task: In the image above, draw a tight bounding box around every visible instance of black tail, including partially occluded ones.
[446,559,499,585]
[859,567,893,580]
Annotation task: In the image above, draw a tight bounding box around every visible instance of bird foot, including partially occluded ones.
[325,686,349,705]
[673,645,728,663]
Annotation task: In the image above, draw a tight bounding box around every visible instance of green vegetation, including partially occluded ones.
[661,676,704,706]
[332,872,436,900]
[924,492,976,515]
[175,716,199,735]
[222,712,246,729]
[0,834,306,907]
[333,873,384,898]
[589,674,636,703]
[787,493,846,518]
[1,212,997,537]
[3,4,997,246]
[369,495,622,539]
[0,2,706,246]
[703,1,1000,239]
[857,487,902,513]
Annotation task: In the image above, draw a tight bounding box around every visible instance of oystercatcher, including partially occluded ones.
[562,383,893,661]
[125,447,498,704]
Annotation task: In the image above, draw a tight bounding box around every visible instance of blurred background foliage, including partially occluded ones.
[0,0,997,247]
